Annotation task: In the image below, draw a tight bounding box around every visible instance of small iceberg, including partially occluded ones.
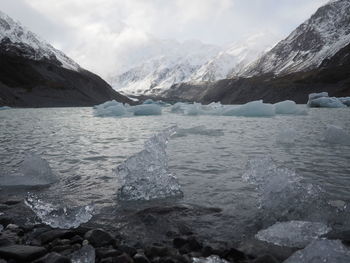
[324,125,350,145]
[0,154,57,187]
[0,106,11,110]
[129,104,162,116]
[307,92,346,108]
[25,194,94,229]
[274,100,306,115]
[284,239,350,263]
[115,126,183,201]
[256,221,331,248]
[223,100,275,117]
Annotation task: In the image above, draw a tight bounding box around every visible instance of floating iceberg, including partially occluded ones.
[0,154,57,187]
[324,125,350,145]
[256,221,331,248]
[71,245,95,263]
[242,158,322,219]
[308,92,329,101]
[284,239,350,263]
[25,194,94,229]
[338,97,350,107]
[307,92,346,108]
[193,255,229,263]
[276,128,297,144]
[115,126,183,201]
[0,106,11,110]
[274,100,306,115]
[223,100,275,117]
[143,99,168,106]
[130,104,162,116]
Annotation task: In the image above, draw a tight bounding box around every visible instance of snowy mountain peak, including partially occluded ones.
[0,10,80,71]
[244,0,350,76]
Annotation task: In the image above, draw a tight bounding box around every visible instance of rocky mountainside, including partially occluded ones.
[110,33,277,96]
[163,42,350,104]
[244,0,350,77]
[0,10,130,107]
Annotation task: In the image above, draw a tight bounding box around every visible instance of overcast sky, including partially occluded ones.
[1,0,329,77]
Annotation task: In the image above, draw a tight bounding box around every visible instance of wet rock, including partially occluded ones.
[71,243,82,251]
[187,237,202,251]
[173,237,187,249]
[220,247,246,262]
[50,239,71,248]
[96,248,122,259]
[0,245,47,261]
[3,199,21,206]
[118,245,137,257]
[0,217,12,227]
[0,259,6,263]
[52,245,72,253]
[133,253,150,263]
[70,245,95,262]
[0,231,18,246]
[84,229,114,247]
[4,225,18,232]
[33,252,70,263]
[201,246,213,257]
[100,258,114,263]
[116,253,134,263]
[145,246,176,259]
[39,230,75,245]
[251,254,279,263]
[70,235,84,244]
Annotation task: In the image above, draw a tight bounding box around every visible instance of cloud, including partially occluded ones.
[1,0,329,77]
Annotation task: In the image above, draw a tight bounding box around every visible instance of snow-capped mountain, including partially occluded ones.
[244,0,350,76]
[0,10,80,71]
[110,33,278,96]
[192,33,279,82]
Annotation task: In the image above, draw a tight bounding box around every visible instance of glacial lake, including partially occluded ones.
[1,106,350,245]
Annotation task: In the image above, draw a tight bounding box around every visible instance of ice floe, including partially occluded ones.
[256,221,331,248]
[283,239,350,263]
[222,100,275,117]
[274,100,306,115]
[307,92,347,108]
[25,194,94,229]
[0,154,57,187]
[115,126,183,201]
[324,125,350,145]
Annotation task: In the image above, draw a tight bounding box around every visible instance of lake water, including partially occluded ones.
[1,106,350,245]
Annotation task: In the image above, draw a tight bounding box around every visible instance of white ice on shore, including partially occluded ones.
[324,125,350,145]
[71,245,96,263]
[0,154,57,187]
[25,194,94,229]
[193,255,229,263]
[256,221,331,248]
[283,239,350,263]
[115,126,183,201]
[276,128,298,144]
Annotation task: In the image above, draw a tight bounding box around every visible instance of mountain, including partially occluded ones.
[0,10,130,107]
[109,33,277,96]
[244,0,350,77]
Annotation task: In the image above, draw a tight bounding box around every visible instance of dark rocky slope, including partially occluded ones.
[164,43,350,104]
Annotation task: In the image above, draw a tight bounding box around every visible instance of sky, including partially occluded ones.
[1,0,329,77]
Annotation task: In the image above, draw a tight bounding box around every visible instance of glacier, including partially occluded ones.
[115,126,183,201]
[25,194,94,229]
[284,239,350,263]
[0,154,57,187]
[255,221,331,248]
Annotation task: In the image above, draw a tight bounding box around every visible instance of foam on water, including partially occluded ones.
[256,220,331,248]
[0,154,57,187]
[284,239,350,263]
[115,126,183,201]
[25,194,94,229]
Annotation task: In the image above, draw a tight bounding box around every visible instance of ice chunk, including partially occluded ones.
[0,106,11,110]
[308,92,329,101]
[71,245,95,263]
[174,126,224,137]
[338,97,350,107]
[223,100,275,117]
[308,97,346,108]
[25,194,94,229]
[115,126,183,201]
[171,102,187,113]
[256,221,331,248]
[183,103,203,116]
[324,125,350,145]
[93,100,127,117]
[242,158,322,219]
[130,104,162,116]
[274,100,303,115]
[193,255,229,263]
[0,154,57,187]
[284,239,350,263]
[276,128,297,144]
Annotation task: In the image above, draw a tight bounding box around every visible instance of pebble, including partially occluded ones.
[84,228,114,247]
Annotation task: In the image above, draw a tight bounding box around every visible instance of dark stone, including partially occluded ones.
[100,258,114,263]
[72,226,92,237]
[178,244,191,255]
[159,257,176,263]
[251,254,279,263]
[70,235,83,244]
[115,253,134,263]
[0,231,18,246]
[187,237,202,251]
[145,246,174,259]
[220,247,246,262]
[96,248,122,259]
[39,230,74,245]
[172,237,187,249]
[84,229,114,247]
[50,239,71,248]
[118,245,137,257]
[3,199,21,206]
[0,259,6,263]
[0,218,12,228]
[201,246,213,257]
[0,245,47,261]
[32,252,70,263]
[133,253,150,263]
[51,245,72,253]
